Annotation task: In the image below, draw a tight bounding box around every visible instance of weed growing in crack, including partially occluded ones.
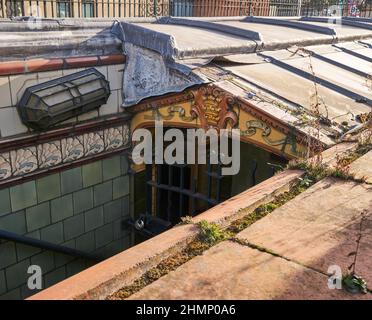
[343,210,368,294]
[107,240,211,300]
[197,220,232,245]
[291,48,329,160]
[288,150,369,184]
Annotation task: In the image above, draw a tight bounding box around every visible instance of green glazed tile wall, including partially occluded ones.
[0,154,132,300]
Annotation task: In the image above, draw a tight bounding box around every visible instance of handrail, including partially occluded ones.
[0,229,103,261]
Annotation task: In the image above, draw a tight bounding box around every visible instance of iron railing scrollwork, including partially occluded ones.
[0,0,371,19]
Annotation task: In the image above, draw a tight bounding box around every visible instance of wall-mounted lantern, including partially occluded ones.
[17,68,111,130]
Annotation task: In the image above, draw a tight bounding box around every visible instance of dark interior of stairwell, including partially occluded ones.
[129,128,287,244]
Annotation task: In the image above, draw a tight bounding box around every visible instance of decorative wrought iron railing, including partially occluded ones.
[0,0,371,19]
[301,0,372,18]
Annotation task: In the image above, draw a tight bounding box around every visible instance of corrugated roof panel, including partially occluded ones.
[263,50,371,98]
[307,46,372,74]
[221,62,371,125]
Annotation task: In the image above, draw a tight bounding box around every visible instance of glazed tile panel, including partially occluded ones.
[0,124,130,184]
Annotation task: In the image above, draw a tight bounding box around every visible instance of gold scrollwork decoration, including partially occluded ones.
[241,120,271,137]
[242,120,298,155]
[144,105,196,122]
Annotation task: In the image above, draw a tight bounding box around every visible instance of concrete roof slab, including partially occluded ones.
[299,20,372,38]
[132,22,258,59]
[217,20,333,42]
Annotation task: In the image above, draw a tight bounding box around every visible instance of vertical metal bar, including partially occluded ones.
[190,178,196,216]
[21,0,25,15]
[179,165,185,217]
[206,160,212,200]
[270,165,276,177]
[156,164,161,217]
[78,0,81,17]
[145,164,152,215]
[36,1,40,16]
[167,165,173,222]
[215,161,221,203]
[251,160,258,186]
[43,1,47,18]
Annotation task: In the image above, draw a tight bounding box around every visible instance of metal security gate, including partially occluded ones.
[126,128,286,239]
[147,161,222,220]
[128,159,275,238]
[133,156,225,237]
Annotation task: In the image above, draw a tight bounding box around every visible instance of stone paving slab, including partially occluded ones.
[236,177,372,286]
[350,151,372,184]
[130,241,368,300]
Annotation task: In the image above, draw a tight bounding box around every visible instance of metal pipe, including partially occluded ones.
[0,229,102,261]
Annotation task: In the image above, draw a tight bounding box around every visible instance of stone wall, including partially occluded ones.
[0,154,132,300]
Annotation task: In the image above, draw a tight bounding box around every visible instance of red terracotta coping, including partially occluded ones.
[66,56,99,68]
[28,169,304,300]
[0,54,126,76]
[0,61,26,74]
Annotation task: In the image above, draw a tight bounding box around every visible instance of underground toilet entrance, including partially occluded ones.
[128,130,287,244]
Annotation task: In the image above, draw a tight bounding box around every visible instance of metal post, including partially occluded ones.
[297,0,302,16]
[167,165,173,222]
[156,164,162,216]
[145,164,153,216]
[179,165,185,217]
[251,160,258,186]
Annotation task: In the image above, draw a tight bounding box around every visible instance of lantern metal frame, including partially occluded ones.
[17,68,111,130]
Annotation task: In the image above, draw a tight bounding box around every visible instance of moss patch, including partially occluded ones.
[107,240,211,300]
[197,220,232,245]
